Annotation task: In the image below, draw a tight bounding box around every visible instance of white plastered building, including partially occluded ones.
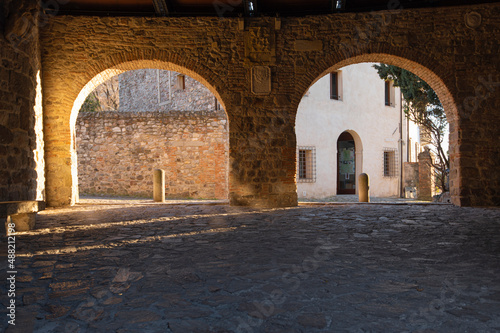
[295,63,422,199]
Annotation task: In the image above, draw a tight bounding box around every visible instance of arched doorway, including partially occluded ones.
[337,131,356,194]
[75,69,229,201]
[295,53,459,204]
[44,57,228,207]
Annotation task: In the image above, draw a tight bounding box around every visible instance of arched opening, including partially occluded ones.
[75,68,229,201]
[302,54,457,123]
[45,59,229,206]
[295,55,455,203]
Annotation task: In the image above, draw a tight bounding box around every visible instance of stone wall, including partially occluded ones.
[93,76,119,111]
[404,162,419,198]
[40,3,500,207]
[76,110,228,199]
[119,69,217,112]
[0,0,44,201]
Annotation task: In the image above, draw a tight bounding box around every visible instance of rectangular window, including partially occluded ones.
[214,96,220,110]
[330,70,343,101]
[176,74,185,90]
[383,149,398,177]
[384,80,396,107]
[385,80,391,106]
[330,72,338,100]
[298,147,316,183]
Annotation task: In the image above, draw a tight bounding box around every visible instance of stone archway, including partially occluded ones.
[44,55,228,207]
[40,5,499,208]
[294,53,460,204]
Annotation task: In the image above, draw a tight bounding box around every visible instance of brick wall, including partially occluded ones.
[0,0,44,201]
[76,110,228,199]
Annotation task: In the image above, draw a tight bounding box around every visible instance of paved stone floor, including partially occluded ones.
[1,202,499,332]
[299,195,428,204]
[77,194,426,205]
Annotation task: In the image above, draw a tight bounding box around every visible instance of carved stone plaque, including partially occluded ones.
[294,40,323,52]
[465,11,482,29]
[251,66,271,95]
[245,27,276,64]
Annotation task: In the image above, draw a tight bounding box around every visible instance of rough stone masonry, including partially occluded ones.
[1,1,498,208]
[76,110,228,200]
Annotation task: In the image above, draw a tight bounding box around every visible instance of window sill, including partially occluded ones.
[298,179,316,183]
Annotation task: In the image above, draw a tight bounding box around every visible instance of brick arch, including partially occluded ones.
[70,59,228,128]
[45,53,230,207]
[292,53,460,204]
[69,52,228,124]
[294,53,457,123]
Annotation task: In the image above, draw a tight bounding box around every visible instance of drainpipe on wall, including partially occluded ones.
[400,91,404,198]
[407,112,410,161]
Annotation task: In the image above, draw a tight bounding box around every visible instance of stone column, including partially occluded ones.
[418,148,435,201]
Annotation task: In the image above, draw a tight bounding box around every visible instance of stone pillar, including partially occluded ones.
[451,106,500,207]
[228,105,298,208]
[44,111,76,206]
[9,213,36,232]
[153,169,165,202]
[358,173,369,202]
[418,148,435,201]
[1,0,44,202]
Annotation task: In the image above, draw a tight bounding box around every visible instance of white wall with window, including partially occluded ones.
[295,62,420,199]
[297,147,316,183]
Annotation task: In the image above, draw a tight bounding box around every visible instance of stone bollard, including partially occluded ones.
[358,173,369,202]
[153,169,165,202]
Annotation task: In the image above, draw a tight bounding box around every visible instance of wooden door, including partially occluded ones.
[337,132,356,194]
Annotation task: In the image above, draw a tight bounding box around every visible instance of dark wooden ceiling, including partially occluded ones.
[56,0,500,16]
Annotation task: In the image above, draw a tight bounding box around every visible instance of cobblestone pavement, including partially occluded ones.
[78,194,426,205]
[299,195,428,204]
[1,202,499,332]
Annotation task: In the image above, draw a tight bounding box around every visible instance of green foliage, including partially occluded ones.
[80,92,102,113]
[373,64,445,125]
[374,63,449,192]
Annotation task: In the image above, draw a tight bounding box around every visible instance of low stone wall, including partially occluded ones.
[404,162,419,198]
[76,111,228,199]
